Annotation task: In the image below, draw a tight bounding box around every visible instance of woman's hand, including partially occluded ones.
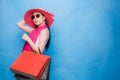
[22,33,30,42]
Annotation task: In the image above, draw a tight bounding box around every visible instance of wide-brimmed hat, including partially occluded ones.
[24,8,54,28]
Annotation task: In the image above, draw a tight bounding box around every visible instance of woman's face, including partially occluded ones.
[31,12,45,26]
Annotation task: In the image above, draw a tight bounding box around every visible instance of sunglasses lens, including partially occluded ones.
[31,15,35,19]
[36,14,40,18]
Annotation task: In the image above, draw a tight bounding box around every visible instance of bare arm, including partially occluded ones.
[22,33,40,53]
[22,28,49,54]
[16,20,34,33]
[37,28,49,53]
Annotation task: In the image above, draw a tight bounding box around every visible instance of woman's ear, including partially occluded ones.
[43,16,46,20]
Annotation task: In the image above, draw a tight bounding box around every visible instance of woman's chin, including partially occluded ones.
[35,23,40,26]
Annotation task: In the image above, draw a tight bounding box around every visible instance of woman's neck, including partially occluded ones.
[38,22,46,27]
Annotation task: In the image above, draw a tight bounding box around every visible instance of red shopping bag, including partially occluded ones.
[10,50,50,80]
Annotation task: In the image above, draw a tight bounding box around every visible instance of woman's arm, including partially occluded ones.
[16,20,34,33]
[22,33,40,53]
[22,28,49,54]
[37,28,49,53]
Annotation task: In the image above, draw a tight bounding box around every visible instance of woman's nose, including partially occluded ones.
[34,17,37,20]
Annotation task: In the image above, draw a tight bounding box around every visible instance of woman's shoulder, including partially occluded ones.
[41,28,49,35]
[37,28,49,39]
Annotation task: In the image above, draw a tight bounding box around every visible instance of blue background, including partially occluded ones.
[0,0,120,80]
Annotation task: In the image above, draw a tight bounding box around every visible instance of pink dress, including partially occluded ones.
[22,24,47,52]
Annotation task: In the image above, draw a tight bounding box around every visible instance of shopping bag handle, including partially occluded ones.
[38,47,42,54]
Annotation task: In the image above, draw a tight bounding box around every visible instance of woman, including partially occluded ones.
[15,8,54,80]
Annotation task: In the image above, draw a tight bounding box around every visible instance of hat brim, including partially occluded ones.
[24,8,54,28]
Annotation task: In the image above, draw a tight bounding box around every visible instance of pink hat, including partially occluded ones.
[24,8,54,28]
